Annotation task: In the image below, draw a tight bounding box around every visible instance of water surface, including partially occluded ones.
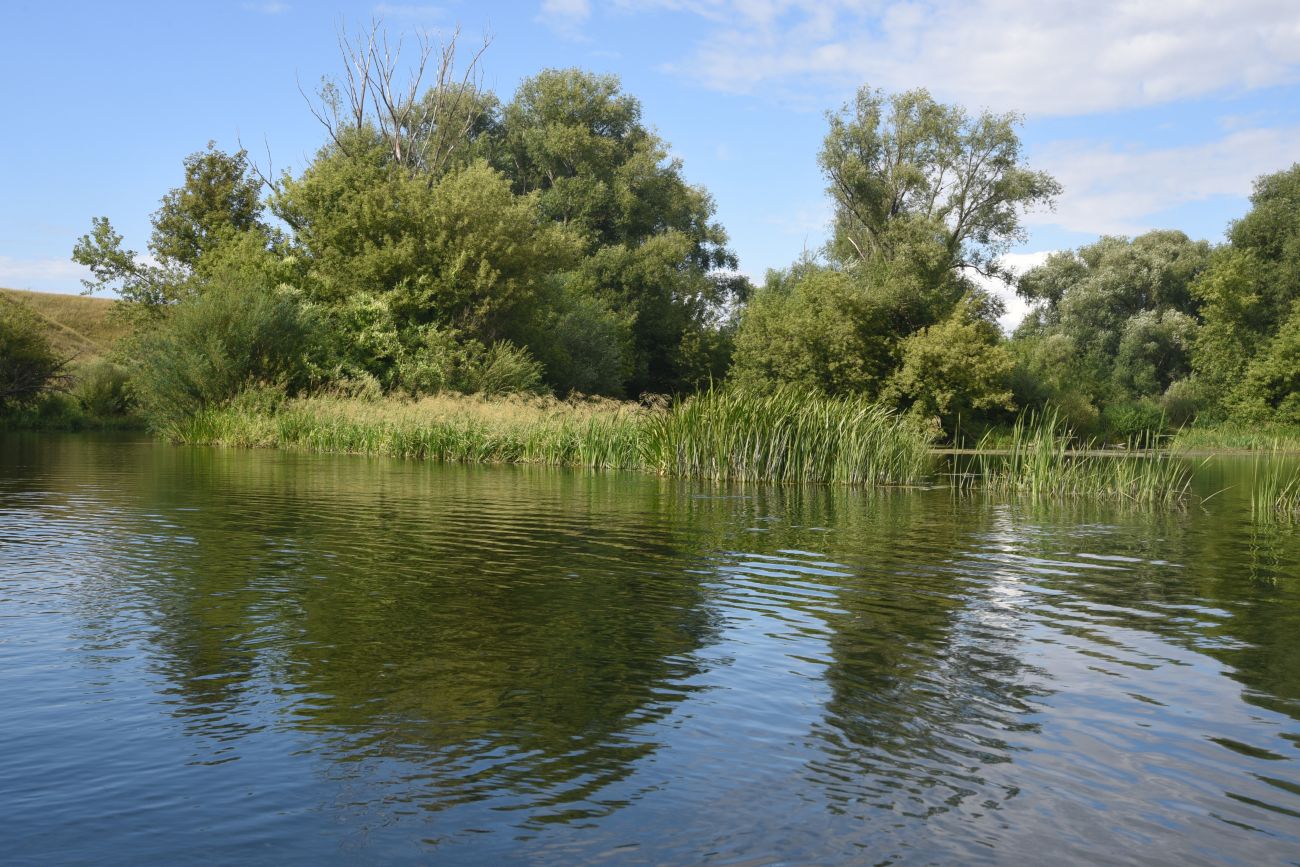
[2,434,1300,865]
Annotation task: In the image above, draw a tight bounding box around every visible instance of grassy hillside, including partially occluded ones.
[1,287,126,362]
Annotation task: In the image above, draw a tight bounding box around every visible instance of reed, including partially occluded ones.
[1250,453,1300,521]
[962,411,1194,504]
[646,388,934,485]
[168,387,937,486]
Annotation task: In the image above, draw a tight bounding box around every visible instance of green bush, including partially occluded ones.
[130,281,320,430]
[396,327,544,398]
[1160,378,1212,427]
[73,360,133,418]
[1,300,68,413]
[1102,400,1166,446]
[464,341,546,397]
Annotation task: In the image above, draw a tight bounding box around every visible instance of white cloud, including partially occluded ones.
[0,256,93,295]
[539,0,592,39]
[966,251,1054,333]
[626,1,1300,115]
[1031,125,1300,236]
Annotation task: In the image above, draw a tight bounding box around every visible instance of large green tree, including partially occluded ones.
[1014,230,1211,410]
[72,143,269,316]
[500,69,742,394]
[1191,164,1300,421]
[732,84,1048,430]
[819,86,1059,278]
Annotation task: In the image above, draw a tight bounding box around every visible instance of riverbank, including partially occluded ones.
[164,390,1212,504]
[167,389,936,487]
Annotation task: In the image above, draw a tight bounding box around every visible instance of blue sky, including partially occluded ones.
[4,0,1300,327]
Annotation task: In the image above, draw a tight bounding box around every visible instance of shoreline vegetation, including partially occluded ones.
[5,24,1300,511]
[165,388,1215,505]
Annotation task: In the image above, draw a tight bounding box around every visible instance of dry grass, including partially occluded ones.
[0,287,127,362]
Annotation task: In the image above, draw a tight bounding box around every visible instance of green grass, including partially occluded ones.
[960,411,1195,504]
[168,392,1213,501]
[169,387,937,486]
[0,287,126,363]
[1172,421,1300,452]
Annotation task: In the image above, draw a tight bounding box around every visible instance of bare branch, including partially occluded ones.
[304,18,492,176]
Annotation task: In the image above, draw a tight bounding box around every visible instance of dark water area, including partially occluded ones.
[3,434,1300,865]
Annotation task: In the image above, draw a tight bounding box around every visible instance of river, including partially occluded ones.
[2,433,1299,865]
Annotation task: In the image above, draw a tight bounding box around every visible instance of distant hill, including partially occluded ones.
[1,287,127,362]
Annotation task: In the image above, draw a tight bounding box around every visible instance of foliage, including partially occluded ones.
[129,279,320,431]
[501,68,742,393]
[820,85,1059,276]
[0,300,70,411]
[73,360,134,418]
[884,297,1015,431]
[1235,303,1300,425]
[730,258,964,398]
[1014,231,1212,418]
[150,142,268,268]
[1101,400,1166,446]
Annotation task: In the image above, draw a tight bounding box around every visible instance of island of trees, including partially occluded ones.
[4,24,1300,465]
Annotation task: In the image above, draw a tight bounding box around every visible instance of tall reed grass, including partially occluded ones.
[960,411,1195,504]
[169,387,937,486]
[1250,453,1300,521]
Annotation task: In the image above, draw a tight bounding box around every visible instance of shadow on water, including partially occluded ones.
[2,433,1300,865]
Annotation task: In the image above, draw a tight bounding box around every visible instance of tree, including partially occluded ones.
[273,140,580,342]
[150,143,267,268]
[72,143,269,316]
[1236,303,1300,425]
[0,301,70,411]
[884,296,1015,431]
[1014,231,1211,407]
[1226,163,1300,319]
[819,86,1059,278]
[501,69,741,393]
[732,261,914,398]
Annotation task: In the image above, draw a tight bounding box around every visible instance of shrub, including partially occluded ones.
[130,281,320,430]
[1,300,69,412]
[1160,377,1212,427]
[73,360,133,418]
[464,341,546,397]
[1102,400,1166,446]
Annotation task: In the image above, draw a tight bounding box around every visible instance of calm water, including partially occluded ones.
[3,435,1300,865]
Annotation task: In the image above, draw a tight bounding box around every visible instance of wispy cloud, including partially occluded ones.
[965,251,1054,333]
[1031,125,1300,236]
[0,256,93,295]
[538,0,592,40]
[624,1,1300,115]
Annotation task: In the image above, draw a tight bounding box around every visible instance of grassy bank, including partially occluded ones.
[1,287,126,362]
[169,388,938,486]
[1173,422,1300,452]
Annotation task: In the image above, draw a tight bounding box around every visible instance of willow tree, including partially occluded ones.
[819,86,1059,281]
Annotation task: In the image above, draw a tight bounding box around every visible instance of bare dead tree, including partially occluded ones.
[300,19,492,177]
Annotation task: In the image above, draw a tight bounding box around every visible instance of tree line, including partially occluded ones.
[2,24,1296,440]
